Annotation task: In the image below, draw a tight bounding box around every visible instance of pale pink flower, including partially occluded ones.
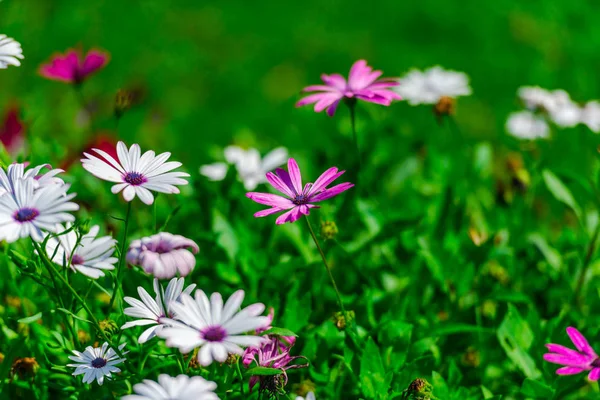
[39,48,109,84]
[246,158,353,224]
[296,59,400,116]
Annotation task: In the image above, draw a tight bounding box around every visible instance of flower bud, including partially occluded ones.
[461,347,480,367]
[10,357,39,380]
[78,330,91,344]
[332,310,355,331]
[433,96,455,118]
[114,89,133,118]
[403,378,434,400]
[320,221,338,240]
[77,219,92,235]
[98,319,119,339]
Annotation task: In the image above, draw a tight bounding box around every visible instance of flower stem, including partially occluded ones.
[574,221,600,302]
[348,102,362,176]
[236,359,245,396]
[109,202,133,311]
[305,217,347,319]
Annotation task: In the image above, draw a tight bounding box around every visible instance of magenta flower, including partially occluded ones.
[126,232,199,279]
[242,308,296,367]
[544,326,600,380]
[0,106,24,156]
[39,49,109,84]
[246,158,353,225]
[296,59,401,116]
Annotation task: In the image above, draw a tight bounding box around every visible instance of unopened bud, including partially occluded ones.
[98,319,119,339]
[403,378,435,400]
[115,89,133,118]
[320,221,338,240]
[332,310,355,331]
[226,353,239,365]
[461,347,480,368]
[78,330,91,344]
[78,219,92,235]
[10,357,39,380]
[481,299,497,319]
[433,96,455,118]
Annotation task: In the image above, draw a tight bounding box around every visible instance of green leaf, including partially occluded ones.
[17,312,43,324]
[282,281,311,332]
[212,209,239,262]
[542,169,582,221]
[360,337,388,400]
[497,304,541,378]
[527,233,562,275]
[246,366,282,376]
[520,378,555,399]
[57,308,92,324]
[261,327,298,337]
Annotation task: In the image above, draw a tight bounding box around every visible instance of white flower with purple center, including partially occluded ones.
[81,141,189,205]
[157,289,269,366]
[0,178,78,243]
[45,223,117,279]
[122,277,196,344]
[67,342,126,385]
[0,34,24,69]
[395,66,472,105]
[200,145,288,190]
[122,374,219,400]
[0,163,65,197]
[126,232,199,279]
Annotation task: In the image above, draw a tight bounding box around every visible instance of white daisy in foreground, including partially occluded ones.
[395,66,472,105]
[506,111,549,140]
[296,392,316,400]
[81,141,189,205]
[122,374,219,400]
[0,34,24,69]
[0,163,65,197]
[67,342,126,385]
[122,277,196,344]
[582,101,600,133]
[45,223,117,279]
[157,289,269,366]
[0,178,78,242]
[200,145,288,190]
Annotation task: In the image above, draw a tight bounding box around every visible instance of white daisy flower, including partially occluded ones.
[0,34,24,69]
[517,86,582,128]
[296,392,316,400]
[122,277,196,344]
[67,342,126,385]
[81,141,189,205]
[199,146,288,190]
[0,178,78,243]
[122,374,219,400]
[45,223,117,279]
[0,163,65,197]
[506,111,550,140]
[581,101,600,133]
[157,289,269,366]
[395,66,472,105]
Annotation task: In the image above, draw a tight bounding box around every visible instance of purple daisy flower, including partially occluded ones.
[246,158,353,225]
[296,59,401,116]
[544,326,600,380]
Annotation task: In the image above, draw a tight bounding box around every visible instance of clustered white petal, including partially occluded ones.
[122,374,219,400]
[296,392,316,400]
[45,223,117,279]
[81,141,189,205]
[506,111,550,140]
[395,66,472,105]
[200,145,288,190]
[122,277,196,344]
[67,342,127,386]
[0,34,24,69]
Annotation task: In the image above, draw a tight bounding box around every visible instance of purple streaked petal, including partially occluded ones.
[556,366,588,375]
[245,192,295,209]
[254,207,285,218]
[275,207,302,225]
[567,327,597,357]
[320,73,347,91]
[296,93,332,107]
[308,167,343,195]
[314,93,343,113]
[266,172,295,198]
[589,368,600,381]
[326,99,341,117]
[275,168,297,195]
[310,182,354,202]
[287,158,303,195]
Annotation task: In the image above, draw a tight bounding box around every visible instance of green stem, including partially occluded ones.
[236,359,245,396]
[348,102,362,175]
[574,221,600,302]
[305,217,347,319]
[109,202,133,311]
[33,241,127,360]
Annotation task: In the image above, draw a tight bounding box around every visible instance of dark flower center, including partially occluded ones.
[592,358,600,368]
[91,357,107,368]
[154,242,171,254]
[293,194,309,205]
[123,172,146,186]
[201,326,227,342]
[13,208,39,223]
[71,254,85,265]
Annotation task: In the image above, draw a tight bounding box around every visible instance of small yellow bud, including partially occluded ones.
[320,221,338,240]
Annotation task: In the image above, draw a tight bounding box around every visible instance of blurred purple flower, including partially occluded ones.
[39,48,109,84]
[0,106,24,156]
[544,326,600,380]
[244,335,308,395]
[127,232,199,279]
[246,158,353,225]
[296,59,401,116]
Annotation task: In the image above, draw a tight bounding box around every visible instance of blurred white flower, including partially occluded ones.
[45,223,117,279]
[506,111,549,140]
[296,392,316,400]
[517,86,581,128]
[0,34,23,69]
[122,374,219,400]
[67,342,126,386]
[395,66,472,105]
[581,101,600,133]
[199,146,288,190]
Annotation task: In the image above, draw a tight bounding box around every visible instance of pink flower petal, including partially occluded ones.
[265,171,295,198]
[245,192,295,209]
[320,73,346,91]
[254,207,285,218]
[310,182,354,202]
[308,167,343,195]
[326,99,341,116]
[81,50,109,77]
[296,93,333,107]
[275,207,302,224]
[556,366,588,375]
[589,368,600,381]
[287,158,303,195]
[567,327,598,357]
